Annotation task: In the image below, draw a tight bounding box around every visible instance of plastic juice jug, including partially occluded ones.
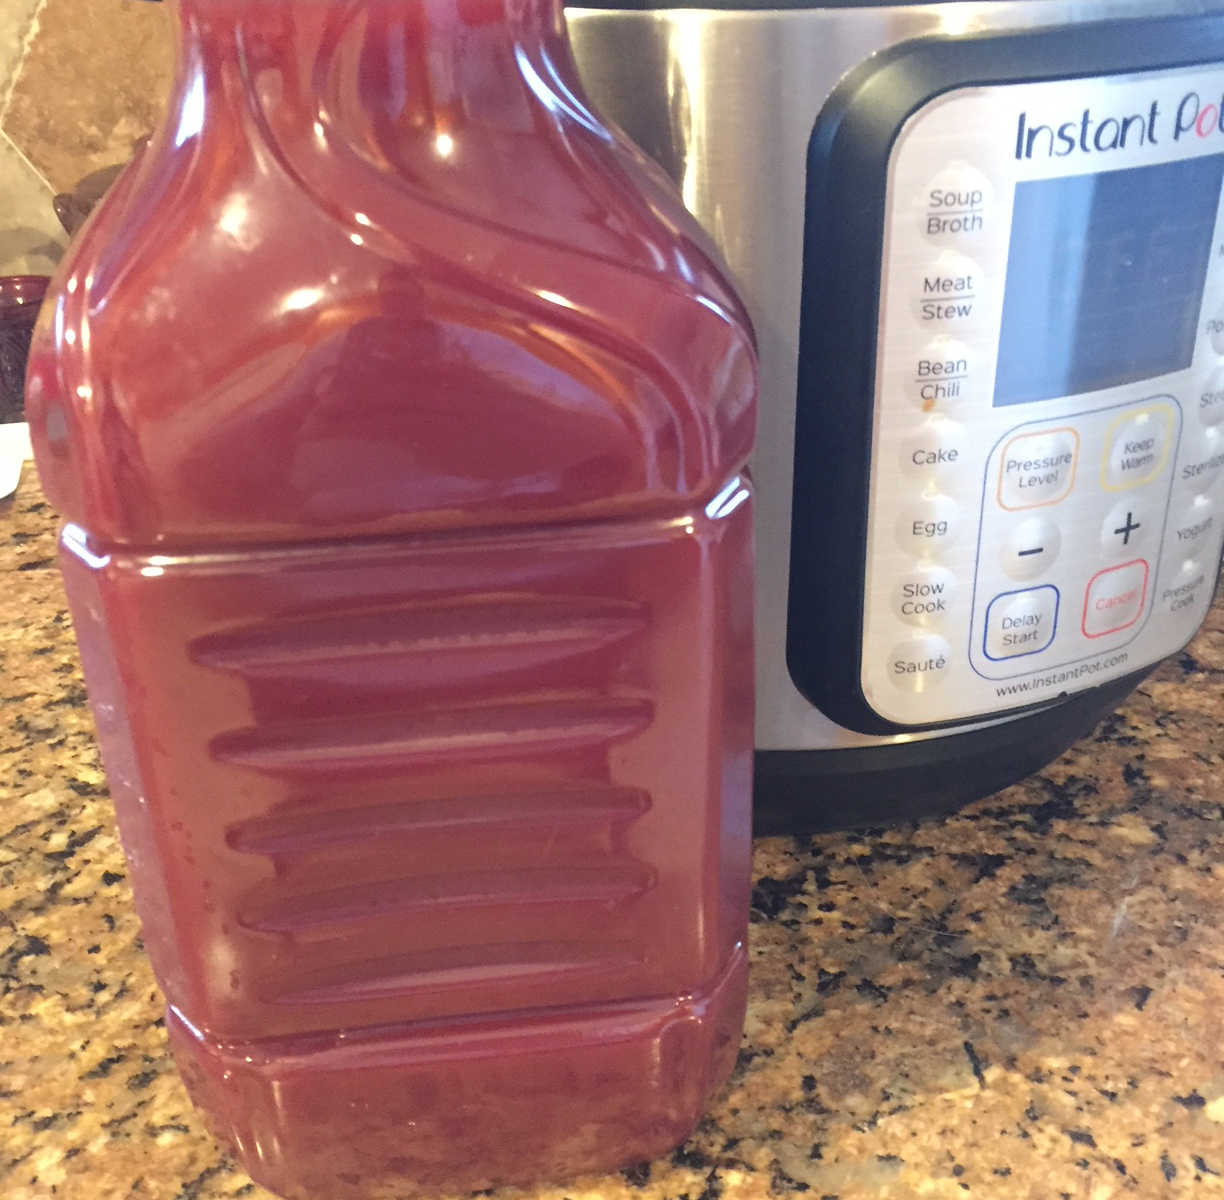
[24,0,757,1195]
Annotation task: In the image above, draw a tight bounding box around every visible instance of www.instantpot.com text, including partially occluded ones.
[995,652,1130,698]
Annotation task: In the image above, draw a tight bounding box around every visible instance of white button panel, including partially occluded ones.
[859,64,1224,727]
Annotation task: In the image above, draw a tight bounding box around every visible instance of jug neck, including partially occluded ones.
[171,0,576,131]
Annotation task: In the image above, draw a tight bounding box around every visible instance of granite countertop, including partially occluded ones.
[3,465,1224,1200]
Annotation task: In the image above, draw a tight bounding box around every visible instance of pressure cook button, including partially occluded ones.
[920,164,992,241]
[888,635,952,692]
[1100,498,1152,557]
[1000,515,1061,580]
[897,493,959,557]
[1199,368,1224,427]
[1171,493,1215,554]
[984,585,1059,661]
[893,564,957,628]
[1082,559,1149,638]
[1102,403,1175,491]
[901,417,967,483]
[913,252,981,326]
[1159,555,1208,617]
[1179,424,1224,490]
[997,427,1078,510]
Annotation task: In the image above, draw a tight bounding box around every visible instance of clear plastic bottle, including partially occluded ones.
[25,1,757,1195]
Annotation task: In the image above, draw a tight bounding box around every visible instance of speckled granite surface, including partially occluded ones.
[3,465,1224,1200]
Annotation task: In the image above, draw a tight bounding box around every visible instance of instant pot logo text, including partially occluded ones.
[1015,90,1224,160]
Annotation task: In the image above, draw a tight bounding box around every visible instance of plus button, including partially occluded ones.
[1113,511,1141,545]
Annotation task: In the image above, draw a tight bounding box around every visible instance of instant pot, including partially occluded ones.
[567,2,1224,831]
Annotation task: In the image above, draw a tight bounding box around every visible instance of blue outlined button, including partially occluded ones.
[984,585,1059,661]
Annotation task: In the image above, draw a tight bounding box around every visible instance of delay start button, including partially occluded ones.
[888,635,952,692]
[984,585,1059,661]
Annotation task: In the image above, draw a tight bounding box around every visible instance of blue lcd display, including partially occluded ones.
[993,153,1224,407]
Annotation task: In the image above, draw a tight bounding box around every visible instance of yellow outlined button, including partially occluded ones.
[1101,403,1175,492]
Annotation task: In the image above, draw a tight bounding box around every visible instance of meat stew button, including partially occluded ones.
[1082,559,1149,638]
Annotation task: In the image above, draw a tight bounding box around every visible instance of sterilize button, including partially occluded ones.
[913,251,981,326]
[888,635,952,692]
[1198,367,1224,427]
[1000,515,1061,580]
[1082,559,1149,638]
[920,163,992,241]
[997,426,1078,509]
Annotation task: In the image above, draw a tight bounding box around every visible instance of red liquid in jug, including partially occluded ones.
[26,1,756,1195]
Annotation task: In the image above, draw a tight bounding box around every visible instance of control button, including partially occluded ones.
[1179,424,1224,491]
[1207,308,1224,355]
[1082,559,1149,638]
[997,427,1078,510]
[984,585,1059,661]
[1000,515,1061,580]
[888,635,952,692]
[1100,498,1153,557]
[901,417,967,484]
[1102,403,1175,491]
[1159,556,1208,617]
[920,164,992,241]
[913,252,981,326]
[897,492,959,557]
[912,338,972,414]
[1198,368,1224,427]
[1171,493,1215,554]
[893,564,957,628]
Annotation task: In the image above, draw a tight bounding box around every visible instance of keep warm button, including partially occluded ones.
[1082,559,1149,639]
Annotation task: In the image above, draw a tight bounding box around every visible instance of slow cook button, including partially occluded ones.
[888,635,952,692]
[1103,403,1175,491]
[1082,559,1149,638]
[920,163,992,241]
[893,564,957,628]
[901,417,967,483]
[896,493,959,557]
[997,426,1079,510]
[912,251,982,326]
[984,585,1059,661]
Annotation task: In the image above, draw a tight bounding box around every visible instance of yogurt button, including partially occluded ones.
[1171,493,1215,554]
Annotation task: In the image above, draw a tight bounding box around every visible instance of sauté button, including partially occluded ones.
[1100,498,1152,557]
[897,493,959,556]
[1102,403,1175,491]
[984,585,1059,661]
[913,251,981,326]
[997,426,1078,509]
[901,417,967,483]
[888,635,952,692]
[1082,559,1149,638]
[912,337,972,414]
[1198,367,1224,427]
[1000,515,1061,580]
[893,564,957,628]
[920,163,992,241]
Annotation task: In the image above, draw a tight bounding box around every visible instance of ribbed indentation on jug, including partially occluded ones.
[209,695,654,774]
[227,785,650,856]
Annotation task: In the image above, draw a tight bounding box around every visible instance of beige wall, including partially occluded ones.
[0,0,173,273]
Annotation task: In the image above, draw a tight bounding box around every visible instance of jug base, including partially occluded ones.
[167,945,747,1199]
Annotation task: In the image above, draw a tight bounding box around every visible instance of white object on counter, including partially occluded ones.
[0,422,32,499]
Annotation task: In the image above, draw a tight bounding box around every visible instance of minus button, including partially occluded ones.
[1001,517,1061,581]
